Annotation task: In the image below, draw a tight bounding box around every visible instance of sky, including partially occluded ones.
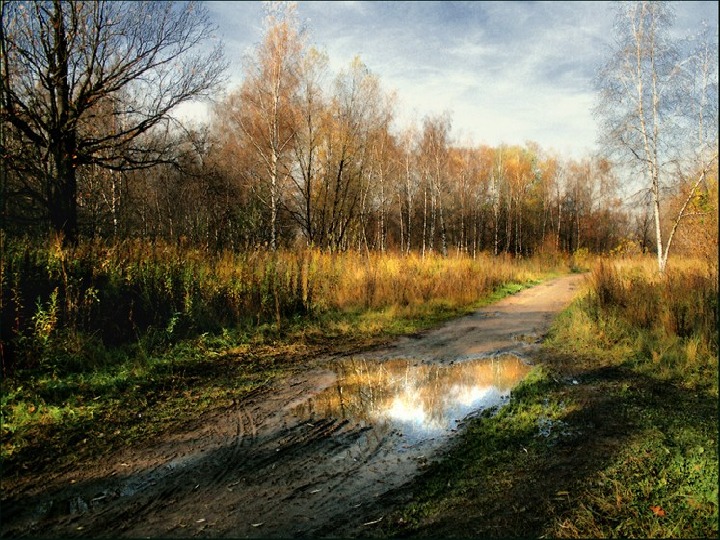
[178,1,718,159]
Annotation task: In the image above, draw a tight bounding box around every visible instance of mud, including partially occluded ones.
[1,274,585,538]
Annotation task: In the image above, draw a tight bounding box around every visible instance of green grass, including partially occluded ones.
[0,332,288,475]
[377,259,718,539]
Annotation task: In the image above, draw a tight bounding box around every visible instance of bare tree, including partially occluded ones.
[595,1,718,272]
[418,113,451,256]
[0,0,225,243]
[287,46,328,246]
[397,125,419,254]
[315,57,384,250]
[226,1,302,251]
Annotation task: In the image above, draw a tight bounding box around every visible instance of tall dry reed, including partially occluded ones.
[584,257,718,377]
[1,236,557,375]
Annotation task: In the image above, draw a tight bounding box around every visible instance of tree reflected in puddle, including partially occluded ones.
[292,354,531,444]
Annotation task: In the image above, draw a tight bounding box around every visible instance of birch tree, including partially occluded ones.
[419,113,451,256]
[287,47,328,246]
[595,1,718,273]
[228,1,302,250]
[316,57,383,250]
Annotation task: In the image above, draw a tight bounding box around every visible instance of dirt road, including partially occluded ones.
[1,274,585,538]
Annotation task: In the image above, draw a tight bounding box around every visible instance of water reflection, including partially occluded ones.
[292,354,531,443]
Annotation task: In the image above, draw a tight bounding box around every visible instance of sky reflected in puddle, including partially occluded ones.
[292,354,532,444]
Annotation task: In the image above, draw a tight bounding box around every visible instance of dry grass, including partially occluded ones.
[1,238,562,375]
[581,256,718,386]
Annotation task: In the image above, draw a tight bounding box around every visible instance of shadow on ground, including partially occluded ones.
[369,361,717,538]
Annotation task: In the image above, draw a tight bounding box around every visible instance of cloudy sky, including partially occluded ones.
[183,1,718,159]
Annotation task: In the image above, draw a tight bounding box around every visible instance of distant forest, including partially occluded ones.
[1,1,716,260]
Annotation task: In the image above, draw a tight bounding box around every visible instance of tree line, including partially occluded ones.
[1,1,716,264]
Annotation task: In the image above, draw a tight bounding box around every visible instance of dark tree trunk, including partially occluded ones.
[48,1,78,245]
[49,150,78,245]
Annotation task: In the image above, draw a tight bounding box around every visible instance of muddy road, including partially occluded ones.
[1,274,585,538]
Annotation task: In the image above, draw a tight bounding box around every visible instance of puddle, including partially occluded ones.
[291,354,532,445]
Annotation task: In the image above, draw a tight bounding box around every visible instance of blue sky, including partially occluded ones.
[180,1,718,159]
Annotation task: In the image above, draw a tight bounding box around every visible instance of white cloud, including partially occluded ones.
[185,0,717,159]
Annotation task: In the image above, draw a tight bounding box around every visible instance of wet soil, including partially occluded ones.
[1,274,585,538]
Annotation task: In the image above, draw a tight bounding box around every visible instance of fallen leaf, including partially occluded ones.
[196,518,206,523]
[650,505,666,517]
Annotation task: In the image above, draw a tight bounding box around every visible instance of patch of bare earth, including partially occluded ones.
[1,274,585,538]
